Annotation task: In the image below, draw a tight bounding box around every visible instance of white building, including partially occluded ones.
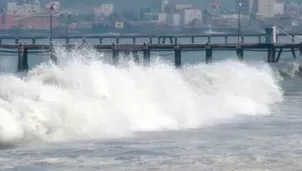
[274,2,285,15]
[172,13,181,26]
[182,9,202,26]
[7,1,42,16]
[157,12,167,24]
[93,4,114,17]
[258,0,277,18]
[161,0,169,12]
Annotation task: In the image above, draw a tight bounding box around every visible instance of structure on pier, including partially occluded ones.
[0,27,300,72]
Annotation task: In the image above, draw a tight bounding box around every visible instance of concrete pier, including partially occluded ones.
[6,41,300,72]
[2,27,302,72]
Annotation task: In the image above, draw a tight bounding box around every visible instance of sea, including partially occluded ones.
[0,34,302,171]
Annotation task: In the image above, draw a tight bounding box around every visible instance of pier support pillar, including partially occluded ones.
[291,48,297,59]
[205,45,212,64]
[17,45,29,72]
[241,36,244,43]
[267,46,276,63]
[50,45,57,64]
[112,44,119,65]
[276,48,283,62]
[299,42,302,58]
[149,37,153,44]
[191,37,195,44]
[51,51,57,64]
[236,46,244,61]
[82,37,86,44]
[173,37,177,44]
[162,37,166,44]
[99,37,103,44]
[133,51,139,64]
[32,38,36,44]
[174,46,181,67]
[132,37,136,44]
[66,38,70,44]
[143,44,150,66]
[124,51,130,61]
[207,36,211,43]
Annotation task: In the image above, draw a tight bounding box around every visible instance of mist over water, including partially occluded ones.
[0,47,284,146]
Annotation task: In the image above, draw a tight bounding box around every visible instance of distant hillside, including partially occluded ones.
[39,0,211,10]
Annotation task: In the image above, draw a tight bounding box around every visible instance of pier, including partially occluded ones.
[0,27,301,72]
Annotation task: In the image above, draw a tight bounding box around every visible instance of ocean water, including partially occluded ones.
[0,38,302,171]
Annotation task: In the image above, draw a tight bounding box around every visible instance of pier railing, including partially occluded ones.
[2,32,302,45]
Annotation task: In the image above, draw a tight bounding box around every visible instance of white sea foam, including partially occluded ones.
[0,47,283,145]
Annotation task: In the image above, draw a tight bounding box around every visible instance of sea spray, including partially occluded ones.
[0,47,283,145]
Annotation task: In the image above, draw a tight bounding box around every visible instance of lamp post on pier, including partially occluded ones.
[49,4,54,45]
[237,2,242,45]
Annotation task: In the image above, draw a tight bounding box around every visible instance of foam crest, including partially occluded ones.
[0,47,283,145]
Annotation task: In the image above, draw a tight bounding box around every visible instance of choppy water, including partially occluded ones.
[0,39,302,171]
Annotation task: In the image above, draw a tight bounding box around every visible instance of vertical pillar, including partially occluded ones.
[191,36,195,44]
[291,48,297,59]
[143,43,150,66]
[236,46,244,61]
[133,51,139,63]
[149,37,153,44]
[112,44,119,65]
[32,38,36,44]
[258,36,261,43]
[66,38,70,44]
[272,26,277,43]
[162,37,166,44]
[299,42,302,58]
[169,37,173,44]
[15,38,19,44]
[224,36,227,44]
[116,37,120,44]
[174,46,181,67]
[205,45,212,64]
[99,37,103,44]
[124,51,130,61]
[17,44,29,71]
[51,51,57,64]
[207,36,211,43]
[241,36,244,43]
[174,37,178,44]
[50,45,57,64]
[132,37,136,44]
[82,37,86,44]
[276,48,283,62]
[267,46,276,63]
